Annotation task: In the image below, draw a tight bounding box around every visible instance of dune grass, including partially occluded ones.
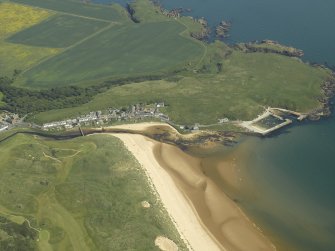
[8,14,109,48]
[0,133,187,250]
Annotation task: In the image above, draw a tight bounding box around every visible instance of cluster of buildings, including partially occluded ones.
[0,111,20,132]
[42,102,169,130]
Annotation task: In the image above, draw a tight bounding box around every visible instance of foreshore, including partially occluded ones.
[109,123,276,251]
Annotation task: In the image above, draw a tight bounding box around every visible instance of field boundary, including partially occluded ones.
[11,1,120,23]
[18,22,117,78]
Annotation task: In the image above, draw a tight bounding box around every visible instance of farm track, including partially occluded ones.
[20,22,117,76]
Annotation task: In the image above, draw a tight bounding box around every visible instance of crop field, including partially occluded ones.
[0,41,60,77]
[0,133,186,250]
[32,52,330,125]
[0,2,60,77]
[12,0,128,22]
[8,14,109,48]
[0,2,51,39]
[19,21,204,88]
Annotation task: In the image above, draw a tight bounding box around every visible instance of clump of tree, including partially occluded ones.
[0,76,101,114]
[0,72,170,115]
[0,216,37,251]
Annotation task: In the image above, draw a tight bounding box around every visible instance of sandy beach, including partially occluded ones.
[111,123,276,251]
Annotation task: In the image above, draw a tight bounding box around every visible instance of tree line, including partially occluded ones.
[0,72,171,115]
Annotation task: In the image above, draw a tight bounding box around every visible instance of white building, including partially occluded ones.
[0,125,8,132]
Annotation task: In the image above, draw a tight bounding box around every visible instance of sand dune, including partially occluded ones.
[113,131,276,251]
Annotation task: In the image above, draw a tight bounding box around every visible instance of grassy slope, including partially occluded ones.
[7,14,109,48]
[0,133,186,250]
[32,50,330,125]
[19,21,204,88]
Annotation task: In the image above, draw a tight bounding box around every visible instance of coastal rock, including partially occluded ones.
[235,40,304,57]
[215,20,232,38]
[190,17,211,41]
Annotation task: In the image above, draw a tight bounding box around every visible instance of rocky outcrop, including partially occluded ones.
[308,73,335,120]
[126,3,140,23]
[215,20,231,38]
[235,40,304,58]
[190,17,211,41]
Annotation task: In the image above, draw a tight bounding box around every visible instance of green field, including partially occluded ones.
[8,14,108,48]
[12,0,128,22]
[0,41,60,77]
[32,51,330,125]
[18,21,204,88]
[0,2,61,77]
[0,133,186,250]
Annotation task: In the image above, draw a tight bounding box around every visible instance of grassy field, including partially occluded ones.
[12,0,128,22]
[32,50,330,125]
[0,133,186,250]
[8,14,109,48]
[18,21,204,88]
[0,41,60,77]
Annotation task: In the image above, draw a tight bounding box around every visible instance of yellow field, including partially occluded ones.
[0,41,60,76]
[0,2,60,77]
[0,2,52,39]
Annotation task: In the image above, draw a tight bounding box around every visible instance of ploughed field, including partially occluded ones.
[0,132,186,250]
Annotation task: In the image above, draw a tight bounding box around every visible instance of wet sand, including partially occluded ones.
[112,126,276,251]
[113,133,223,251]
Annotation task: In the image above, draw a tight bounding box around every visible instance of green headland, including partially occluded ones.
[0,0,333,128]
[0,0,335,250]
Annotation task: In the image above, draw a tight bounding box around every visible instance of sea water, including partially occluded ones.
[159,0,335,67]
[236,114,335,251]
[93,0,335,250]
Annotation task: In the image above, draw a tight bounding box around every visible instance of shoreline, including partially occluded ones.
[112,133,223,251]
[109,123,276,251]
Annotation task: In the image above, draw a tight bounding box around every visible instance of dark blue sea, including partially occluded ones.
[94,0,335,250]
